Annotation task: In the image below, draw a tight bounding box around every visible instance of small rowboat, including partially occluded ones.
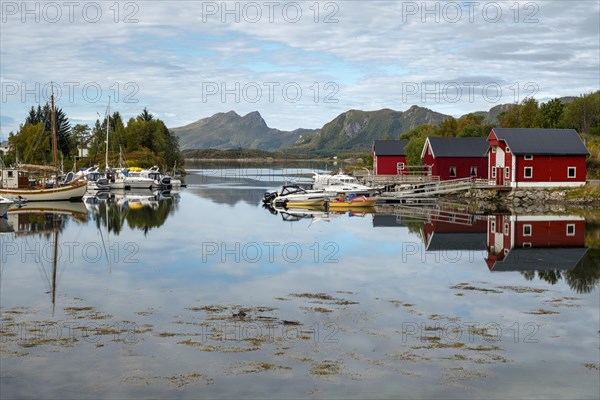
[326,195,376,208]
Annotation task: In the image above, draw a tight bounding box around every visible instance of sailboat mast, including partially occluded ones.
[105,96,110,171]
[50,86,59,185]
[52,216,59,312]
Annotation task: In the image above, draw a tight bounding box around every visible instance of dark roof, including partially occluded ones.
[489,248,587,272]
[426,232,487,251]
[491,128,589,155]
[373,140,409,156]
[427,137,489,158]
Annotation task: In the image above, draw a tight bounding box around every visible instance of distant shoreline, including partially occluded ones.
[184,157,330,163]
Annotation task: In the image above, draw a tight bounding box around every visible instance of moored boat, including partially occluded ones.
[313,170,378,196]
[326,194,377,209]
[263,185,326,208]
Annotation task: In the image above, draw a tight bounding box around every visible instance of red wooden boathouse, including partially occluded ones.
[487,128,589,188]
[421,137,489,180]
[372,140,409,175]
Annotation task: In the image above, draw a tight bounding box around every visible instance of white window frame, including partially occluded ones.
[566,224,575,236]
[397,162,405,170]
[523,224,532,236]
[567,167,576,179]
[524,155,533,160]
[470,166,477,176]
[524,166,533,179]
[491,147,496,153]
[504,223,509,236]
[505,167,510,179]
[491,167,496,179]
[523,242,532,248]
[449,166,456,178]
[491,220,496,233]
[506,147,511,153]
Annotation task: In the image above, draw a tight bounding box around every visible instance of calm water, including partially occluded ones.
[1,165,599,399]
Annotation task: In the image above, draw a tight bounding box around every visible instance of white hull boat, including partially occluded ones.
[263,185,326,208]
[0,179,88,202]
[313,171,377,196]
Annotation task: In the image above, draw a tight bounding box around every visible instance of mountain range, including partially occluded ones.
[172,98,576,154]
[172,110,316,151]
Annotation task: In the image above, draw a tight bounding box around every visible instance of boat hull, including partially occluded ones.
[284,200,326,208]
[0,202,11,216]
[327,199,377,208]
[0,181,88,201]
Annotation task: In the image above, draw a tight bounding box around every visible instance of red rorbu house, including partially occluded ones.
[487,128,589,188]
[486,214,587,272]
[421,137,489,180]
[372,140,409,175]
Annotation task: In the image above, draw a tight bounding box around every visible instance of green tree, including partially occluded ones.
[8,123,51,164]
[138,107,154,121]
[24,103,72,156]
[536,98,564,128]
[498,104,521,127]
[518,98,539,128]
[71,124,91,148]
[404,136,427,166]
[438,117,458,137]
[562,91,600,143]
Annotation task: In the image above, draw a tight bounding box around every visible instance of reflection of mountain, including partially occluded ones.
[485,215,597,293]
[86,192,179,235]
[188,187,267,207]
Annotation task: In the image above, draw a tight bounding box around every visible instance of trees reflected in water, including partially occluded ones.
[89,194,180,235]
[520,250,600,294]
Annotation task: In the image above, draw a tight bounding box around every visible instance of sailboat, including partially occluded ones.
[0,90,88,201]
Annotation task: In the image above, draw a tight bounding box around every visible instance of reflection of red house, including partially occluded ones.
[421,137,489,180]
[373,140,408,175]
[486,215,587,271]
[422,218,487,251]
[487,128,588,188]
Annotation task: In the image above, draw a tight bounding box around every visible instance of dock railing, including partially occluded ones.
[356,166,440,187]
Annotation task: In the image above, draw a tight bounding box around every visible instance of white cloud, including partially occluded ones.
[1,0,598,133]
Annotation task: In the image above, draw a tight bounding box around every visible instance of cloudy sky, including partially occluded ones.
[1,0,598,137]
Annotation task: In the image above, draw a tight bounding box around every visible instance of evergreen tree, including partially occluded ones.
[138,107,154,121]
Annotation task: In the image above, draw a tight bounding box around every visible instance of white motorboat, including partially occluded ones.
[313,170,377,196]
[77,167,111,190]
[142,166,173,189]
[263,185,326,208]
[117,169,153,190]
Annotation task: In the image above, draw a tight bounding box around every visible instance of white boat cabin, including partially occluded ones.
[1,169,29,189]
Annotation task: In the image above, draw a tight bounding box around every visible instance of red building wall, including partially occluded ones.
[514,220,585,247]
[374,154,407,175]
[488,130,587,185]
[516,155,587,183]
[423,149,488,180]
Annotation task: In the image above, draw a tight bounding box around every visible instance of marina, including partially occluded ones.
[1,164,598,399]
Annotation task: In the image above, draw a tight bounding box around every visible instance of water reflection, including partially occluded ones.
[185,162,332,207]
[257,202,599,294]
[84,190,180,235]
[1,174,599,399]
[402,208,598,293]
[1,201,88,236]
[0,202,90,312]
